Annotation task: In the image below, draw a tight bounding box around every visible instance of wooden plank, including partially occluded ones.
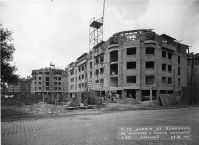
[164,95,170,106]
[167,94,177,106]
[168,95,175,105]
[160,95,167,106]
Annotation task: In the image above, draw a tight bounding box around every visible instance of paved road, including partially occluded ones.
[2,107,199,145]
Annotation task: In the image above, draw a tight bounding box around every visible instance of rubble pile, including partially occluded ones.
[29,102,64,115]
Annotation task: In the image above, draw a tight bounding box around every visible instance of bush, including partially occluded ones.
[87,93,102,105]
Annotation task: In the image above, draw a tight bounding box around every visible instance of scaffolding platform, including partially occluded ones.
[90,20,103,29]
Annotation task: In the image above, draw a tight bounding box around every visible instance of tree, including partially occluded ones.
[1,24,19,89]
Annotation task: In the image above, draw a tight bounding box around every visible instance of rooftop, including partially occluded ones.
[113,29,154,36]
[160,34,176,41]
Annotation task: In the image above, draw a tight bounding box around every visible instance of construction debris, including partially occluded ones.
[29,102,64,115]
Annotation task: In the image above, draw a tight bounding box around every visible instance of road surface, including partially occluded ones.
[2,107,199,145]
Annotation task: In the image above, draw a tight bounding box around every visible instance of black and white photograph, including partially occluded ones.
[1,0,199,145]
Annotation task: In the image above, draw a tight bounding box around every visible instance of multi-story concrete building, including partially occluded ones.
[6,78,32,94]
[67,53,88,96]
[31,67,68,94]
[67,29,189,101]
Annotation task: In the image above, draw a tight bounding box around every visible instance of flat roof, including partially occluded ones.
[113,29,153,36]
[77,53,88,61]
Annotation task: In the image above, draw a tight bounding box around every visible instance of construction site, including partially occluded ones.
[67,0,191,107]
[2,1,199,145]
[2,0,197,111]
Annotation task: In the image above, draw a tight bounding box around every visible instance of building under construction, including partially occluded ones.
[31,67,68,95]
[67,29,189,101]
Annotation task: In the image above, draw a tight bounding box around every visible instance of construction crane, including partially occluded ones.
[89,0,106,50]
[102,0,106,23]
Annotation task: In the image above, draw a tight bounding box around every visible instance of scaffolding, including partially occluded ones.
[89,0,105,50]
[89,17,104,50]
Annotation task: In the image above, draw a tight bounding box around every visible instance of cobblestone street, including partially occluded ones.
[2,107,199,145]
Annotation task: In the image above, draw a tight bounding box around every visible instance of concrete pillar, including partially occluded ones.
[156,90,160,100]
[150,89,152,101]
[122,90,126,99]
[136,90,141,101]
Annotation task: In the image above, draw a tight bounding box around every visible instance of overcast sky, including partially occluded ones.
[0,0,199,77]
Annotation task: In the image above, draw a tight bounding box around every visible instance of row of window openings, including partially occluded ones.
[110,75,172,85]
[71,83,87,89]
[71,68,104,82]
[36,77,61,81]
[38,72,49,75]
[142,90,174,97]
[162,77,181,86]
[162,64,181,75]
[88,56,104,70]
[127,48,180,63]
[70,49,181,75]
[145,76,173,85]
[34,87,61,90]
[70,64,87,76]
[78,64,87,72]
[110,61,155,71]
[71,49,178,76]
[162,64,172,72]
[162,51,172,59]
[34,72,61,75]
[70,49,180,75]
[95,56,104,65]
[71,79,104,90]
[70,74,87,82]
[72,57,180,77]
[88,68,104,78]
[126,47,155,56]
[111,62,153,70]
[35,82,61,85]
[126,76,173,85]
[121,62,180,75]
[95,67,104,76]
[113,47,176,59]
[161,77,173,85]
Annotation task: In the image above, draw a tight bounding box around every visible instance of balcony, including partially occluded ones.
[108,43,120,49]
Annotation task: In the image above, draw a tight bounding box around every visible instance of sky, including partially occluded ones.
[0,0,199,77]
